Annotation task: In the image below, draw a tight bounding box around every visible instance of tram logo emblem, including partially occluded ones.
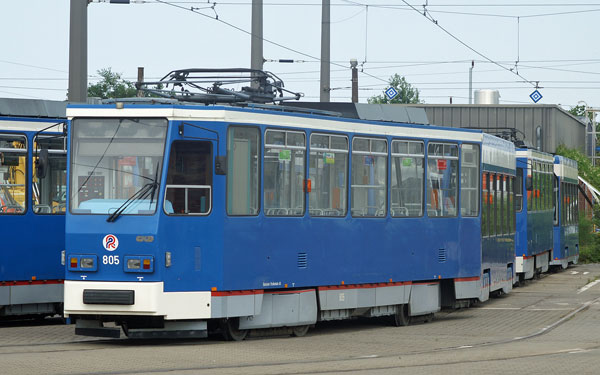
[103,234,119,251]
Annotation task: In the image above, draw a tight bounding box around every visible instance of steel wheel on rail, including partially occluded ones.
[221,318,248,341]
[290,325,310,337]
[393,304,410,327]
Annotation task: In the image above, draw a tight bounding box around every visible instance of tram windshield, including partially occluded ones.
[70,118,168,215]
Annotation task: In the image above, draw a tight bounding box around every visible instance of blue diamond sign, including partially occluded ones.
[529,89,543,103]
[385,87,399,101]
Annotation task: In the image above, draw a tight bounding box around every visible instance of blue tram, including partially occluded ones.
[514,149,554,280]
[0,116,66,317]
[63,103,521,339]
[552,156,579,268]
[480,134,516,297]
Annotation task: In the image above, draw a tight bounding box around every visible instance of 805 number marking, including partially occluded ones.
[103,255,120,265]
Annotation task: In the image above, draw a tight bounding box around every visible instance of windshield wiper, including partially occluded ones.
[148,162,160,208]
[106,181,159,222]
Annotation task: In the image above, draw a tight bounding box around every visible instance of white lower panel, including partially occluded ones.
[515,257,534,279]
[535,252,549,273]
[64,281,211,320]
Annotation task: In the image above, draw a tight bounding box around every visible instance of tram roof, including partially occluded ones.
[67,104,485,143]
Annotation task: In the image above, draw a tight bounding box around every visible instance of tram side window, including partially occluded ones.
[515,168,523,212]
[0,135,27,214]
[309,133,348,217]
[533,163,538,211]
[264,130,306,216]
[495,174,506,235]
[351,137,387,217]
[482,172,489,237]
[553,175,558,226]
[574,183,579,224]
[510,176,516,233]
[543,164,549,210]
[560,181,565,225]
[164,141,212,215]
[391,140,424,217]
[503,175,510,235]
[227,127,259,215]
[570,183,577,225]
[32,136,67,214]
[460,144,479,217]
[427,143,458,217]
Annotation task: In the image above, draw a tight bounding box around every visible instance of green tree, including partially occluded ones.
[368,74,421,104]
[568,104,596,124]
[88,68,138,99]
[555,145,600,190]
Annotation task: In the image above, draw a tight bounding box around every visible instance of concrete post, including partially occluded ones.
[68,0,88,103]
[320,0,330,102]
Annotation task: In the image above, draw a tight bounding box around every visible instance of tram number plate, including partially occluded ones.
[103,255,120,265]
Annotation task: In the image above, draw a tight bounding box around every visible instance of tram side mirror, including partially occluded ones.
[526,176,533,191]
[215,155,227,175]
[35,148,49,179]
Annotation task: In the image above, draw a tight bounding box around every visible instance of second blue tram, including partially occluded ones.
[63,104,517,339]
[0,116,66,317]
[515,149,554,280]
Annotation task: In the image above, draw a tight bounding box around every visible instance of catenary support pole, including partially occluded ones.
[68,0,88,103]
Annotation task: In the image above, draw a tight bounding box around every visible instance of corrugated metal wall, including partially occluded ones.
[409,104,585,154]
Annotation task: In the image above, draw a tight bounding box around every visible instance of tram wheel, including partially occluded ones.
[290,325,310,337]
[221,318,248,341]
[393,304,410,327]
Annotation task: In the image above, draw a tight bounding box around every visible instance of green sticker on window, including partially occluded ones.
[279,149,291,161]
[402,157,413,166]
[323,152,335,164]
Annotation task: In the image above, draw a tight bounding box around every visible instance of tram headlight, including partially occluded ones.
[127,259,141,269]
[80,257,96,269]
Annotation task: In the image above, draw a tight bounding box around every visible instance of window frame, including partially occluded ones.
[426,142,459,218]
[308,132,349,218]
[459,143,480,217]
[0,133,28,215]
[390,139,425,218]
[32,134,67,215]
[350,136,388,218]
[263,128,307,217]
[226,125,261,217]
[163,140,214,216]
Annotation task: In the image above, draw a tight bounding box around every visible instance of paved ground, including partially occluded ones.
[1,263,599,375]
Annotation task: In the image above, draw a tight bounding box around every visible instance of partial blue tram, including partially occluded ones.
[552,156,579,268]
[515,149,555,280]
[0,116,66,317]
[63,103,521,339]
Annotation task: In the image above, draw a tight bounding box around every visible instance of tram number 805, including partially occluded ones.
[103,255,120,265]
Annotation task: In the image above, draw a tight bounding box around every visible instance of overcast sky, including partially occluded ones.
[2,1,599,109]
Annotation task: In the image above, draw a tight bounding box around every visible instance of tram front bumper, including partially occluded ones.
[64,280,211,320]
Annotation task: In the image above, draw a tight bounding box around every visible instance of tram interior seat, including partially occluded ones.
[391,206,409,217]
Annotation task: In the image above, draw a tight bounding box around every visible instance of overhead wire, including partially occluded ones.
[152,0,390,84]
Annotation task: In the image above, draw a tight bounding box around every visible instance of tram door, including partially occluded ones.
[162,138,219,289]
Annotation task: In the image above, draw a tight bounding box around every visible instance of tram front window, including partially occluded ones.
[70,118,168,215]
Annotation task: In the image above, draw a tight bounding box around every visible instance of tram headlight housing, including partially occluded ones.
[68,255,98,271]
[124,256,154,273]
